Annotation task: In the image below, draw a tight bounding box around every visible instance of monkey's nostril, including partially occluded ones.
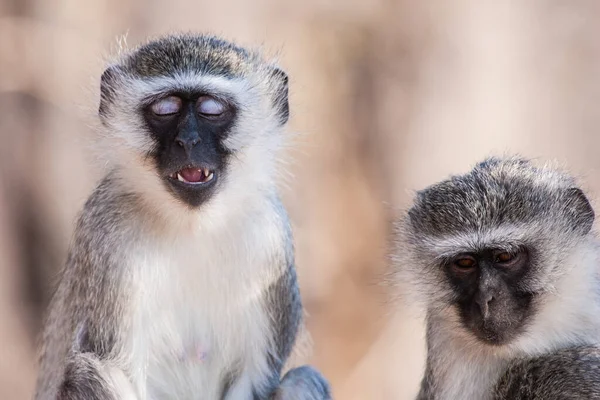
[175,137,201,148]
[480,303,489,319]
[175,138,201,152]
[475,294,494,319]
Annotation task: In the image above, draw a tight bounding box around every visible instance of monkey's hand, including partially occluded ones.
[272,365,331,400]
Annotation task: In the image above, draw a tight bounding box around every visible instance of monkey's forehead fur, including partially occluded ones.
[114,33,268,78]
[407,157,594,238]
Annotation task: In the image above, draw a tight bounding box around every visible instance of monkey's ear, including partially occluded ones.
[269,66,289,125]
[566,187,595,234]
[99,65,122,119]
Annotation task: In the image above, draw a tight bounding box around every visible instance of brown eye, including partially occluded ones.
[453,256,477,270]
[495,252,514,263]
[151,96,182,116]
[494,249,529,267]
[197,96,226,116]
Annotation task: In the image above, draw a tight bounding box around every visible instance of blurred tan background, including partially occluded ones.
[2,0,600,398]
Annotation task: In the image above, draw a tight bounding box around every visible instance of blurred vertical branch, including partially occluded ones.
[0,3,46,399]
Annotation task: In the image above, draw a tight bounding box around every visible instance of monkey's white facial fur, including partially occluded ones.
[97,34,289,212]
[395,156,596,348]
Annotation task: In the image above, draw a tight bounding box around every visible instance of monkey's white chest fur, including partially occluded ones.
[436,356,505,400]
[124,216,282,400]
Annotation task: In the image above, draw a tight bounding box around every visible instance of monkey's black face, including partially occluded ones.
[444,248,535,345]
[143,93,235,207]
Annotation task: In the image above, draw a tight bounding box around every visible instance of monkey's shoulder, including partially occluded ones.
[76,174,142,228]
[493,346,600,400]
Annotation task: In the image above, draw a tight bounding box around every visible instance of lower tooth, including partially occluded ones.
[207,172,214,181]
[177,173,185,182]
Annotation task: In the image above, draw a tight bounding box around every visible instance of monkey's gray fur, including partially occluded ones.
[34,33,330,400]
[393,156,600,400]
[493,346,600,399]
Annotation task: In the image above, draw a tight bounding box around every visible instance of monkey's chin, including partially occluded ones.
[469,325,518,347]
[164,171,218,208]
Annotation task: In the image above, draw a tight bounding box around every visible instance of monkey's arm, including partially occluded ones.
[493,346,600,400]
[57,353,138,400]
[37,292,139,400]
[415,363,435,400]
[261,262,331,400]
[36,183,140,400]
[37,280,138,400]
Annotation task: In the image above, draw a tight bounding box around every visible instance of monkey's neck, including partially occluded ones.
[420,314,509,400]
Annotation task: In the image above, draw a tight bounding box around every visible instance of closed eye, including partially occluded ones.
[197,96,227,117]
[150,96,182,116]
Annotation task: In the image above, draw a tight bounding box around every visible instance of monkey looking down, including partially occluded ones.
[393,157,600,400]
[34,33,330,400]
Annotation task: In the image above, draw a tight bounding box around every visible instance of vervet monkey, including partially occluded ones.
[393,157,600,399]
[35,33,331,400]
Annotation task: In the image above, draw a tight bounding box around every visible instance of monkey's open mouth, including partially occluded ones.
[163,165,218,207]
[170,167,215,184]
